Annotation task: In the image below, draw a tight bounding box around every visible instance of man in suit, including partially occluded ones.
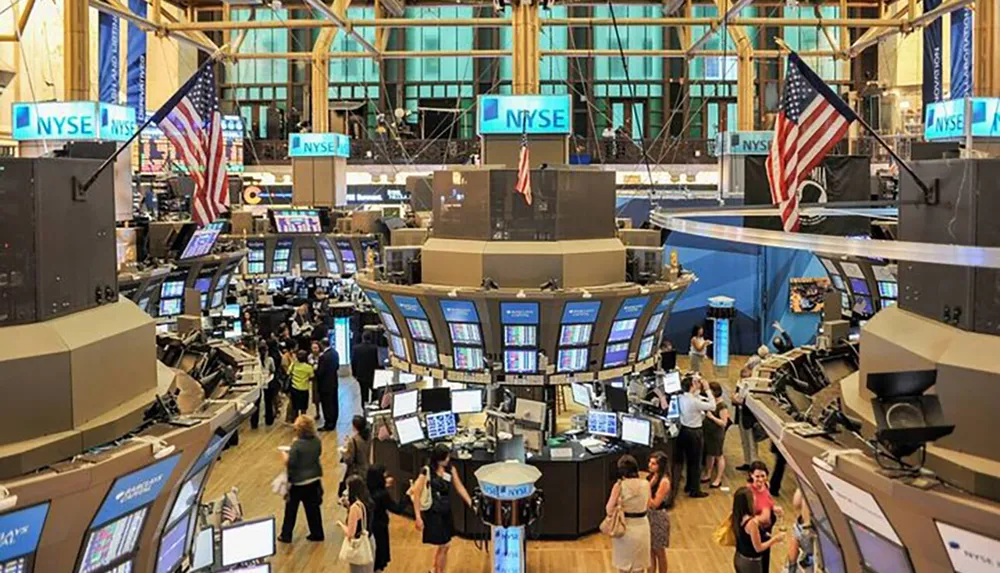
[351,330,380,405]
[315,339,340,432]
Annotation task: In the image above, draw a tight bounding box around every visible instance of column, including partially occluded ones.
[311,55,330,132]
[974,0,999,96]
[63,0,89,100]
[511,2,540,95]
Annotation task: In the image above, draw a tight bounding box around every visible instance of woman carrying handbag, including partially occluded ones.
[604,455,651,573]
[338,475,376,573]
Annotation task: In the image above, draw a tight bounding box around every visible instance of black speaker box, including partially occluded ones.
[898,158,1000,334]
[0,158,117,325]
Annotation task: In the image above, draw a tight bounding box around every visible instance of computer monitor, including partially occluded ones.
[514,398,546,426]
[381,312,400,335]
[504,350,537,373]
[449,323,482,345]
[156,513,189,573]
[420,388,451,413]
[503,325,537,347]
[425,411,457,440]
[194,276,213,294]
[830,274,845,291]
[300,247,318,272]
[621,416,652,447]
[603,342,630,368]
[406,318,434,341]
[608,319,638,343]
[878,281,897,299]
[849,278,870,296]
[220,517,276,567]
[605,385,629,413]
[272,209,322,233]
[0,503,49,571]
[440,300,479,323]
[78,508,148,573]
[223,303,240,318]
[817,527,845,573]
[389,335,407,359]
[451,389,483,414]
[665,398,680,421]
[557,348,589,373]
[638,336,656,361]
[373,370,394,389]
[161,280,184,298]
[587,411,618,437]
[848,519,913,573]
[166,467,208,525]
[570,383,592,409]
[179,226,222,260]
[644,313,663,335]
[452,346,484,371]
[854,296,875,315]
[392,390,419,418]
[395,416,424,445]
[159,298,182,316]
[559,324,592,346]
[662,371,682,394]
[413,341,438,366]
[497,436,526,463]
[190,527,214,571]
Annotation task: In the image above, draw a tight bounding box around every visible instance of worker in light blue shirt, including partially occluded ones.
[677,376,716,498]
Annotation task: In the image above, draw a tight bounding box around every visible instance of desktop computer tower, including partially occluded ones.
[0,158,116,326]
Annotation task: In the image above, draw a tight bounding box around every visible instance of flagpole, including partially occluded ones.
[76,46,228,198]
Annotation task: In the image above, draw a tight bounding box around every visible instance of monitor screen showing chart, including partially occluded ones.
[608,319,637,343]
[78,509,148,573]
[588,411,618,437]
[557,348,588,372]
[426,411,457,440]
[504,325,536,347]
[452,346,484,371]
[505,350,537,373]
[449,323,481,345]
[389,335,407,359]
[559,324,592,346]
[413,341,438,366]
[644,313,663,335]
[381,312,400,335]
[406,318,435,341]
[273,210,322,233]
[604,342,629,368]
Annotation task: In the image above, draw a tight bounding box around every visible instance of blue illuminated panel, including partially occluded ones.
[500,302,539,324]
[477,94,572,135]
[440,300,479,323]
[561,301,601,324]
[393,295,426,319]
[288,132,351,158]
[713,319,730,366]
[615,296,650,320]
[13,101,137,141]
[0,503,50,563]
[92,455,181,527]
[365,291,390,313]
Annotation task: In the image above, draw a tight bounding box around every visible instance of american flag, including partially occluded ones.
[151,62,228,227]
[766,52,857,232]
[514,131,533,206]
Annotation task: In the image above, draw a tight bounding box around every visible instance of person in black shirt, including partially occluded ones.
[367,465,403,572]
[731,486,785,573]
[315,339,340,432]
[351,330,380,405]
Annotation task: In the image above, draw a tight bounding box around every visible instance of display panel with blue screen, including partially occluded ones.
[608,319,637,343]
[561,301,601,324]
[500,302,539,324]
[336,240,357,273]
[878,281,897,298]
[848,278,870,295]
[191,528,214,571]
[273,209,322,233]
[426,411,458,440]
[271,239,293,273]
[505,350,537,373]
[266,278,284,291]
[161,281,184,298]
[300,247,318,272]
[453,346,484,371]
[654,291,678,313]
[0,503,49,564]
[588,411,618,437]
[604,342,630,368]
[78,508,148,573]
[830,274,845,290]
[92,455,181,527]
[389,335,407,359]
[318,239,340,273]
[247,261,265,275]
[638,336,655,360]
[392,295,426,319]
[179,225,222,260]
[504,325,536,347]
[570,383,591,408]
[557,348,589,372]
[848,519,913,573]
[665,398,680,421]
[189,429,237,477]
[448,323,481,345]
[559,324,592,346]
[817,527,846,573]
[194,277,213,294]
[155,513,189,573]
[380,312,400,335]
[854,296,875,315]
[406,318,434,341]
[440,300,479,323]
[365,291,390,312]
[413,341,438,366]
[166,468,208,525]
[615,296,650,320]
[247,241,265,261]
[644,313,663,335]
[159,299,182,317]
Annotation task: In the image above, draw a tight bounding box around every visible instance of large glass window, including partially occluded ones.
[226,9,289,86]
[783,6,844,81]
[593,6,663,98]
[328,8,380,101]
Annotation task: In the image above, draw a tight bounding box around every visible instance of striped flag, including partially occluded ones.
[151,62,228,227]
[514,131,533,206]
[766,51,857,232]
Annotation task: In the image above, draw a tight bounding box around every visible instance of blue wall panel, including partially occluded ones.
[761,247,826,350]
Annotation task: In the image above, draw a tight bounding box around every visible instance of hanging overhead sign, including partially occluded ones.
[924,98,1000,141]
[12,102,137,142]
[477,94,572,136]
[288,132,351,158]
[711,131,774,156]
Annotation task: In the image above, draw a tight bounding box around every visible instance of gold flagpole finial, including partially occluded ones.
[774,37,791,52]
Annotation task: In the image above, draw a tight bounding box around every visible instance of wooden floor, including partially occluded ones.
[204,356,796,572]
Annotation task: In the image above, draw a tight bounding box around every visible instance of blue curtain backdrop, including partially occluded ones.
[98,14,120,103]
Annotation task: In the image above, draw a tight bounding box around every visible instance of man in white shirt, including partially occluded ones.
[677,376,716,498]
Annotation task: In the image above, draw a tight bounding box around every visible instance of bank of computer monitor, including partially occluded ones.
[406,318,434,341]
[449,323,481,345]
[190,528,214,571]
[381,312,400,335]
[571,383,592,409]
[638,336,656,361]
[847,519,913,573]
[79,508,148,573]
[605,385,629,413]
[662,370,682,394]
[559,324,592,346]
[604,342,630,368]
[504,325,536,347]
[830,274,845,291]
[817,527,846,573]
[878,281,897,299]
[849,278,870,296]
[505,350,537,373]
[588,411,618,437]
[840,292,851,313]
[159,298,182,317]
[413,341,438,366]
[451,389,483,414]
[608,319,638,343]
[514,398,546,426]
[220,517,276,567]
[161,281,184,298]
[421,388,451,413]
[0,503,49,572]
[557,348,589,373]
[155,513,189,573]
[425,411,457,440]
[300,247,318,272]
[392,390,419,418]
[373,370,394,389]
[389,335,407,360]
[179,225,222,260]
[644,313,663,335]
[453,346,484,371]
[621,416,652,447]
[395,416,424,445]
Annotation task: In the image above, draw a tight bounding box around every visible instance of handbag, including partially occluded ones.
[599,481,627,538]
[714,512,737,547]
[339,502,375,565]
[406,466,433,511]
[270,472,289,498]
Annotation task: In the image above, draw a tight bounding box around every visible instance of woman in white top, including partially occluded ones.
[606,455,651,572]
[689,325,711,374]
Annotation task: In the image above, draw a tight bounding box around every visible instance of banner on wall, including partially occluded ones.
[950,7,973,99]
[98,13,120,104]
[126,0,147,122]
[922,0,943,108]
[744,155,870,236]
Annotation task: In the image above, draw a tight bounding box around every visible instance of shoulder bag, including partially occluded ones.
[406,466,433,511]
[714,512,737,547]
[339,502,375,565]
[600,481,627,538]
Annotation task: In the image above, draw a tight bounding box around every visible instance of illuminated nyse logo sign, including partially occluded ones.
[288,132,351,158]
[712,131,773,156]
[925,97,1000,140]
[12,102,137,142]
[936,521,1000,572]
[0,503,49,562]
[478,95,572,136]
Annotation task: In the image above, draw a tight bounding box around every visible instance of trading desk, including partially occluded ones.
[374,435,678,540]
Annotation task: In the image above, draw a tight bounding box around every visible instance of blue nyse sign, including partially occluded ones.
[712,131,773,156]
[925,98,1000,141]
[478,95,572,136]
[13,102,137,142]
[288,132,351,158]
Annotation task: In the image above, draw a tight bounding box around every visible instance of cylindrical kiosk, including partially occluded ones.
[473,462,543,573]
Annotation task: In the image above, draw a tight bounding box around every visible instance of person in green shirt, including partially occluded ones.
[287,349,315,421]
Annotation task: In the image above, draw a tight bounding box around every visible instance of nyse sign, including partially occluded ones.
[13,101,137,142]
[288,132,351,158]
[924,97,1000,140]
[478,95,572,136]
[712,131,774,156]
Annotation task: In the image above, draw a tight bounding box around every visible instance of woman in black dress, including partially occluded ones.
[409,444,473,573]
[367,465,403,572]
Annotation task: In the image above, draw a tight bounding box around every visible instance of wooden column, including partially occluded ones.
[974,1,999,96]
[63,0,89,100]
[512,2,540,94]
[311,55,331,132]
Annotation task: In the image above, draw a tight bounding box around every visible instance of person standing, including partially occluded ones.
[733,348,767,471]
[339,415,372,497]
[677,376,715,498]
[606,455,651,573]
[351,331,381,405]
[703,381,731,489]
[278,415,324,543]
[731,486,786,573]
[367,465,403,573]
[688,325,711,374]
[747,461,783,572]
[286,350,315,421]
[338,475,375,573]
[410,445,473,573]
[646,452,671,573]
[315,339,341,432]
[251,341,277,429]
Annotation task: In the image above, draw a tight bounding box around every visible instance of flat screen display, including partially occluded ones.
[223,303,240,318]
[559,324,592,346]
[79,508,148,573]
[848,519,913,573]
[420,388,451,413]
[271,240,292,273]
[561,301,601,324]
[336,240,357,273]
[615,296,650,320]
[603,342,630,368]
[638,336,656,360]
[92,455,181,527]
[608,319,637,343]
[841,262,865,279]
[570,383,591,408]
[190,528,214,571]
[373,370,394,389]
[588,411,618,437]
[220,518,276,567]
[406,318,435,341]
[644,313,663,335]
[166,468,208,525]
[365,291,390,312]
[247,243,265,261]
[882,299,897,308]
[319,239,340,274]
[395,416,424,445]
[451,389,483,414]
[380,312,400,335]
[389,335,407,359]
[453,346,484,371]
[557,348,589,373]
[500,302,539,324]
[504,325,536,347]
[155,513,189,573]
[854,296,875,315]
[449,323,481,345]
[504,350,537,373]
[300,248,318,272]
[413,341,438,366]
[666,397,680,421]
[392,389,419,418]
[440,300,478,323]
[247,261,265,275]
[425,411,457,440]
[878,281,897,298]
[621,416,651,446]
[817,527,846,573]
[662,370,682,393]
[392,295,426,319]
[830,274,846,290]
[0,503,49,564]
[840,292,851,312]
[194,277,213,294]
[161,281,185,298]
[273,209,321,233]
[849,278,870,295]
[180,226,222,260]
[605,385,628,413]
